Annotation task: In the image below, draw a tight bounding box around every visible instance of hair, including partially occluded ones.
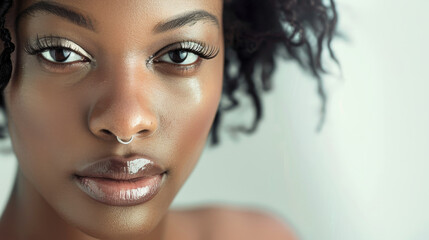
[0,0,338,144]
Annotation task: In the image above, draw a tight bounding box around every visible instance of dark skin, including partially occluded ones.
[0,0,295,239]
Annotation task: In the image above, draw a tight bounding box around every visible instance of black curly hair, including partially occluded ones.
[0,0,338,145]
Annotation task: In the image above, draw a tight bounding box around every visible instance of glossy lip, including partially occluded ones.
[74,156,166,206]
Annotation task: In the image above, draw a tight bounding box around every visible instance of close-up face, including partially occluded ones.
[3,0,224,238]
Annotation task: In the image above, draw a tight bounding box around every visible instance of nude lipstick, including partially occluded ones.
[74,156,165,206]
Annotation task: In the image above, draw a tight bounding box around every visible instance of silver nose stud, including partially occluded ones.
[116,135,134,145]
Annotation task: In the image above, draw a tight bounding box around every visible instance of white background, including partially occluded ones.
[1,0,428,239]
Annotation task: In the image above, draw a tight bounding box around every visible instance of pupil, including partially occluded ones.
[169,50,188,63]
[50,49,71,62]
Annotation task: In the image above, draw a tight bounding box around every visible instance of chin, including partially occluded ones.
[42,174,176,240]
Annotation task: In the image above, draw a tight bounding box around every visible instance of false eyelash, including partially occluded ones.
[24,34,83,56]
[24,36,219,66]
[176,40,220,59]
[149,40,220,63]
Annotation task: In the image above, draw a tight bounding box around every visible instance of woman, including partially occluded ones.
[0,0,337,239]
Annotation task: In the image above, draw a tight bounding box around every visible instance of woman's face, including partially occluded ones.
[4,0,223,238]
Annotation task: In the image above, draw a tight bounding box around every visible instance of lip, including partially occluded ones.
[74,156,166,206]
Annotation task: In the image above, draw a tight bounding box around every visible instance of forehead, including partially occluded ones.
[18,0,223,13]
[15,0,223,31]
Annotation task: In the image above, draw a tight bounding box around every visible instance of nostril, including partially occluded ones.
[99,129,150,139]
[101,129,113,136]
[138,130,149,134]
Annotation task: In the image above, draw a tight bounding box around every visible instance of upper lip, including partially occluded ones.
[75,155,165,181]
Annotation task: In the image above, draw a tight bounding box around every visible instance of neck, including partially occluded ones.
[0,170,169,240]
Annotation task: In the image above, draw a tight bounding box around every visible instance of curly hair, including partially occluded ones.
[0,0,338,144]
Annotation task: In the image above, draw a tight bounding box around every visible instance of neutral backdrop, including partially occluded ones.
[1,0,428,240]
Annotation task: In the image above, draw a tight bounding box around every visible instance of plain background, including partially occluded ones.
[1,0,428,239]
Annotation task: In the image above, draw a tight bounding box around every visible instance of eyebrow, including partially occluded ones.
[16,1,96,32]
[153,10,219,33]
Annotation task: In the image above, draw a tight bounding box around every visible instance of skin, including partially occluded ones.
[0,0,295,239]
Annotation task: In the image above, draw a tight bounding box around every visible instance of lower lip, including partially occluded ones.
[75,174,164,206]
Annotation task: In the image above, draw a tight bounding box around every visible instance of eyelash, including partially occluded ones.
[24,35,91,71]
[24,35,220,72]
[25,35,83,56]
[149,40,220,63]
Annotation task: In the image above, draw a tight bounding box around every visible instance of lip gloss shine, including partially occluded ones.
[74,157,165,206]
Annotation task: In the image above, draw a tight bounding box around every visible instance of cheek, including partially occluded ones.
[159,59,223,190]
[3,66,95,202]
[4,83,80,206]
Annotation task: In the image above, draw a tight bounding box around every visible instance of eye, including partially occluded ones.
[148,41,220,69]
[40,48,86,63]
[158,50,199,65]
[24,36,93,67]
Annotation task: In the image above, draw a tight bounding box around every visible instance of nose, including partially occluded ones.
[88,73,158,143]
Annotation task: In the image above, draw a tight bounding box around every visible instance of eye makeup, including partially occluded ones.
[148,40,220,64]
[24,35,93,72]
[148,40,220,76]
[23,35,220,75]
[24,35,93,60]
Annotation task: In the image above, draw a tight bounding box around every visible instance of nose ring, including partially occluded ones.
[116,135,134,145]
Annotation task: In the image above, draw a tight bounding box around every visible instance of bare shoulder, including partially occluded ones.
[173,206,298,240]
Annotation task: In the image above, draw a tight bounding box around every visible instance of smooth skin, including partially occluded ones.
[0,0,295,239]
